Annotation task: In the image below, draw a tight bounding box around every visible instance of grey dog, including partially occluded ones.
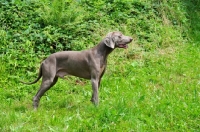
[21,31,133,109]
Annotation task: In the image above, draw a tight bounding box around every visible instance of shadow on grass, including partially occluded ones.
[183,0,200,42]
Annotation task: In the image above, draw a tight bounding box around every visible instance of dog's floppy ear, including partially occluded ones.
[104,33,115,49]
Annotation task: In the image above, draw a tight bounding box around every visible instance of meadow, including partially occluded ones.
[0,0,199,131]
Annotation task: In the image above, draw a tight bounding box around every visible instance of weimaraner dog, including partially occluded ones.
[21,31,133,109]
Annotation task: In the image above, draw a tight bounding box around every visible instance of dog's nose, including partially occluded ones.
[130,37,133,42]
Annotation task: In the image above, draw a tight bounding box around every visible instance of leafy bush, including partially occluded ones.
[0,0,190,74]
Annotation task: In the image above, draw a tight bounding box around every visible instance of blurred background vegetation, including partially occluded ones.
[1,0,199,75]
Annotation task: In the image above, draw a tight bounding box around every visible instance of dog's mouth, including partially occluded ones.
[118,44,128,49]
[117,38,133,49]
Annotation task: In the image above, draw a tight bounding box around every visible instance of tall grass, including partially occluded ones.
[39,0,87,26]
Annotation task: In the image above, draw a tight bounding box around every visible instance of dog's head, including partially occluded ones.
[104,31,133,49]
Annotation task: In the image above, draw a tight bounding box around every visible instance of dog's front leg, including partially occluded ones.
[90,77,99,105]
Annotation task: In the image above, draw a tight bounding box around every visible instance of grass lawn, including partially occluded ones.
[0,43,199,131]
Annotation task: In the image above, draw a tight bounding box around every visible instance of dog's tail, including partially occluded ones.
[20,64,43,85]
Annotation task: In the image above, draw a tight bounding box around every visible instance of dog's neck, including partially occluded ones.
[93,40,114,58]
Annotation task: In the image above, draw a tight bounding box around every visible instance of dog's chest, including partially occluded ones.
[99,59,106,75]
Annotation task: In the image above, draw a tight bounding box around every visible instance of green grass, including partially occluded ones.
[0,44,199,131]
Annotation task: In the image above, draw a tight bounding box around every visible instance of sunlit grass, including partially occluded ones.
[0,44,199,131]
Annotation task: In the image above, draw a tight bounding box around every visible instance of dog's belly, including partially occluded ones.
[56,69,91,79]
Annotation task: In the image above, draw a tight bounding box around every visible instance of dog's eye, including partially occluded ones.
[118,36,122,38]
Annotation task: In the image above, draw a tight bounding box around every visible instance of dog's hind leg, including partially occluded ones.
[33,77,58,109]
[32,59,58,109]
